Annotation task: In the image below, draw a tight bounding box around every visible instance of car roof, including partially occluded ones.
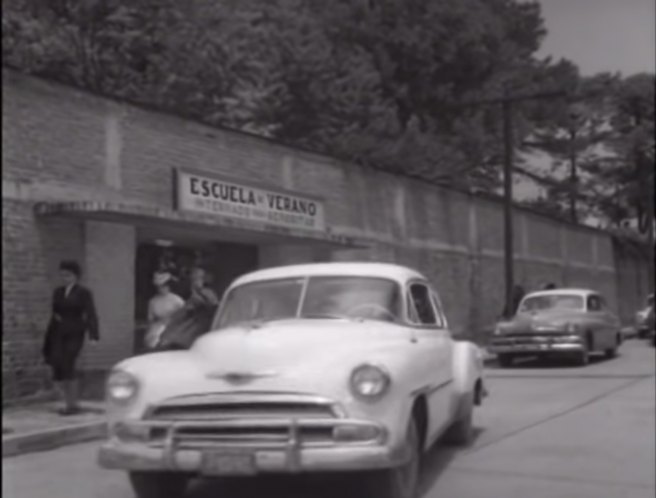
[230,262,426,288]
[523,289,599,299]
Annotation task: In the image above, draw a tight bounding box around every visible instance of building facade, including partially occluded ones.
[2,70,651,402]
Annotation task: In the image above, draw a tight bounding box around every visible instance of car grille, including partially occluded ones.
[144,393,342,448]
[492,335,565,345]
[147,394,340,421]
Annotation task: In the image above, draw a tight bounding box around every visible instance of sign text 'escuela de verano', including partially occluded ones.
[176,170,326,231]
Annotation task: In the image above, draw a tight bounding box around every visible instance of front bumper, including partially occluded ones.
[488,341,583,355]
[97,419,407,475]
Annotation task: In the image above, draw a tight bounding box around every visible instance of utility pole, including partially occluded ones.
[502,94,514,318]
[568,129,578,223]
[643,147,655,295]
[460,89,568,318]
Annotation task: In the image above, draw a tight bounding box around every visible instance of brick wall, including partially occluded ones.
[2,70,652,402]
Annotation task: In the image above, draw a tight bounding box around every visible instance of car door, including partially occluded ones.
[406,280,453,439]
[586,294,614,349]
[598,295,620,347]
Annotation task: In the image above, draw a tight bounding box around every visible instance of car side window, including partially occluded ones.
[406,293,419,323]
[587,295,601,311]
[430,292,447,329]
[409,283,437,325]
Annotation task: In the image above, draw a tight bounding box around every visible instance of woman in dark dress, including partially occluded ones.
[42,260,99,415]
[158,267,219,350]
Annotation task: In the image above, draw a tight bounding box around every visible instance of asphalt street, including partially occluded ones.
[3,340,654,498]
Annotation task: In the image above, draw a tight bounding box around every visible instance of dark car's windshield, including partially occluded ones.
[215,276,402,328]
[517,294,584,314]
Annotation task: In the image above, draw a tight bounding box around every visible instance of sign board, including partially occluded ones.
[175,169,326,232]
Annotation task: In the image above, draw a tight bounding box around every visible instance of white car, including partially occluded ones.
[98,262,487,498]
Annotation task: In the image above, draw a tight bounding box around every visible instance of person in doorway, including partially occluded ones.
[144,272,185,350]
[42,260,99,415]
[158,267,219,349]
[187,267,219,311]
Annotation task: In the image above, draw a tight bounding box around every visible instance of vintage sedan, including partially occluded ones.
[98,262,487,498]
[489,289,622,367]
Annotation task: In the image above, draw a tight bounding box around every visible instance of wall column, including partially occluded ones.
[78,221,135,375]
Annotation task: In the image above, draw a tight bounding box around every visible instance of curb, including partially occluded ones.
[2,421,107,458]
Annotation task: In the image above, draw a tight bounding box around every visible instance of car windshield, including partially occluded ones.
[518,294,584,314]
[215,276,402,328]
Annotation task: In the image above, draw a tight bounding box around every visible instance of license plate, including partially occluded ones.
[201,452,256,476]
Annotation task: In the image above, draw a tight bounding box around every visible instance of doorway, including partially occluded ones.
[134,239,258,353]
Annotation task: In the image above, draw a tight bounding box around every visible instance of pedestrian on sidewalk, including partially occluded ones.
[42,260,99,416]
[144,272,185,350]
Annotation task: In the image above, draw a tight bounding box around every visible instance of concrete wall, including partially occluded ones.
[2,70,651,401]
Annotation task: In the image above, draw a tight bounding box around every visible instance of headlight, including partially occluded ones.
[106,370,139,404]
[350,364,391,400]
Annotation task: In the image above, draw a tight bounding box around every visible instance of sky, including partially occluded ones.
[535,0,655,76]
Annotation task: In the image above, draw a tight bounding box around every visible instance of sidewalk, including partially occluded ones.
[2,401,107,458]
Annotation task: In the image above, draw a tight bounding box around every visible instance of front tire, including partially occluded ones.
[574,345,590,367]
[365,417,420,498]
[129,471,190,498]
[605,335,621,359]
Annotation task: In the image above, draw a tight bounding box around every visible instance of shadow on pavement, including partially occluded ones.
[418,426,485,496]
[186,428,484,498]
[188,472,366,498]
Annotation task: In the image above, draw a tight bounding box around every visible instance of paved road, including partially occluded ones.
[4,340,654,498]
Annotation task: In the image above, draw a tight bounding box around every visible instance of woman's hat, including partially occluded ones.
[153,272,173,287]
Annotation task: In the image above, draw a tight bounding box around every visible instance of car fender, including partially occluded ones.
[451,340,485,412]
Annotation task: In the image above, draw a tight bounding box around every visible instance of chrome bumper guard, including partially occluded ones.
[99,418,397,474]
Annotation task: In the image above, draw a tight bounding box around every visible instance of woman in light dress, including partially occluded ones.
[144,272,185,350]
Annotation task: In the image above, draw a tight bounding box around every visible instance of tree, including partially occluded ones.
[603,73,655,233]
[518,60,620,223]
[3,0,550,190]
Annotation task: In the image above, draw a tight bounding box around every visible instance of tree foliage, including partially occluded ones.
[3,0,549,190]
[520,67,654,230]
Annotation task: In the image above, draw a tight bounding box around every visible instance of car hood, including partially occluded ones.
[112,319,416,419]
[498,310,582,334]
[191,318,410,369]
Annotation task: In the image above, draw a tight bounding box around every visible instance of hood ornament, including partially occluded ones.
[206,370,278,384]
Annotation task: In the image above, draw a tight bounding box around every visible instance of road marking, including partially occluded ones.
[487,373,654,380]
[465,375,653,454]
[449,466,656,491]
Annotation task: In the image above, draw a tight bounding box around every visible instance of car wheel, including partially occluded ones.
[575,346,590,367]
[497,354,514,368]
[366,417,420,498]
[443,392,474,446]
[128,471,190,498]
[604,347,617,359]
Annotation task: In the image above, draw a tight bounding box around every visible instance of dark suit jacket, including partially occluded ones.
[43,285,99,365]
